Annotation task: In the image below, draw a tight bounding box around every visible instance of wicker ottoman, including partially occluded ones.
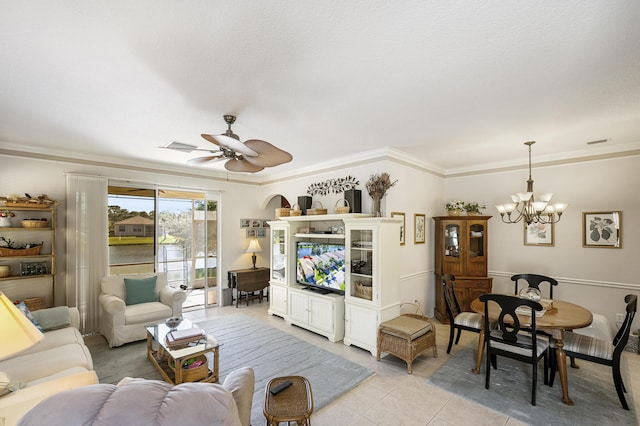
[377,313,438,373]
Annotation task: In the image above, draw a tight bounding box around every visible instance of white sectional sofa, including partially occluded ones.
[0,306,97,426]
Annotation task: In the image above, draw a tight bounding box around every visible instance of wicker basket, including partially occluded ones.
[275,208,290,219]
[0,246,42,257]
[23,297,46,311]
[0,265,11,278]
[335,199,350,214]
[307,201,327,216]
[355,282,373,300]
[169,355,208,382]
[21,219,49,228]
[289,203,302,216]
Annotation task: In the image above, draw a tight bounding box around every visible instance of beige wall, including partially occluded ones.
[2,152,638,332]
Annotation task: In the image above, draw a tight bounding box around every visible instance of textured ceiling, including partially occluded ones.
[1,1,639,179]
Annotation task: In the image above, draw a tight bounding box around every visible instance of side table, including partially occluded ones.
[264,376,313,426]
[228,267,270,307]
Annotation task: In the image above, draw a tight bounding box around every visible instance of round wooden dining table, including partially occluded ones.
[470,296,593,405]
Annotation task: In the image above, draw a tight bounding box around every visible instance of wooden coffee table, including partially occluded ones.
[145,318,220,384]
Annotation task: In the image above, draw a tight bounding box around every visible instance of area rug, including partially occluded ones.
[89,314,373,426]
[426,345,636,426]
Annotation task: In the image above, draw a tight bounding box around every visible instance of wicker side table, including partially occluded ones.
[264,375,313,426]
[377,313,438,373]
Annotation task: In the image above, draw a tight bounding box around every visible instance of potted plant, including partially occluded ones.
[463,202,486,215]
[446,200,465,216]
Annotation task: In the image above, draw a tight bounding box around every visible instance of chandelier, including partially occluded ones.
[495,141,568,225]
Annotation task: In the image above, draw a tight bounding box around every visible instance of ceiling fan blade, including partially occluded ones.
[187,155,225,166]
[162,141,199,153]
[224,158,265,173]
[201,134,258,157]
[243,139,293,167]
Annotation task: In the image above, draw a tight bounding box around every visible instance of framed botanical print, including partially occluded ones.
[524,221,554,246]
[414,213,425,244]
[391,212,405,245]
[583,211,622,248]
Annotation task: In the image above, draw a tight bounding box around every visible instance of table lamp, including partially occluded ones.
[0,291,44,360]
[245,238,262,270]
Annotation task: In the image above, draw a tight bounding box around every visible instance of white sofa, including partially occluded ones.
[0,307,97,426]
[99,272,187,347]
[18,367,256,426]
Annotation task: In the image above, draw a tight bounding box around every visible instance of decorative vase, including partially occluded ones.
[467,211,480,216]
[0,217,11,227]
[372,196,382,217]
[448,209,460,216]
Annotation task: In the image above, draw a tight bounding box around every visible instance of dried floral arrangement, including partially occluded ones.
[307,175,359,196]
[365,173,397,199]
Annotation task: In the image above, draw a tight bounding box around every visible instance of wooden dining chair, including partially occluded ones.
[511,273,558,299]
[479,293,549,406]
[549,294,637,410]
[442,274,483,353]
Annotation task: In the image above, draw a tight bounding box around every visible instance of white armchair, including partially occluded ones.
[99,272,186,347]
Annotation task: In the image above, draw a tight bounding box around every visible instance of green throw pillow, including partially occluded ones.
[124,276,159,305]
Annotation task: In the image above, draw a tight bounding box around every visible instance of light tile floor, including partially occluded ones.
[183,302,640,426]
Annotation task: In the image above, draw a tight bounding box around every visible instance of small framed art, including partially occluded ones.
[582,211,622,248]
[240,218,250,228]
[246,229,257,238]
[414,213,425,244]
[524,221,554,246]
[391,212,406,245]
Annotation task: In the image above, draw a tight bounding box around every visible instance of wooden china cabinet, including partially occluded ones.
[433,215,493,323]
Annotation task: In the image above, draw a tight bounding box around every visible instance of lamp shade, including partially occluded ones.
[0,291,44,360]
[245,239,262,254]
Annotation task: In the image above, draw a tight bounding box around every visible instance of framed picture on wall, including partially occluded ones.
[582,211,622,248]
[524,221,554,246]
[240,218,250,228]
[391,212,406,245]
[414,213,425,244]
[246,229,257,238]
[257,228,267,238]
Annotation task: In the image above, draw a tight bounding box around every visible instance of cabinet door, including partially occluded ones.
[308,295,334,333]
[269,284,288,317]
[347,227,374,304]
[288,291,309,324]
[441,221,465,276]
[345,303,377,351]
[270,226,287,284]
[466,220,488,276]
[455,278,492,312]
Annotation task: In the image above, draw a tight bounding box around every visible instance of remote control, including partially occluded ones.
[270,380,293,395]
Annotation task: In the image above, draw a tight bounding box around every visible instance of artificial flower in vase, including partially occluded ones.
[463,202,486,215]
[0,210,15,227]
[446,200,465,216]
[365,173,397,217]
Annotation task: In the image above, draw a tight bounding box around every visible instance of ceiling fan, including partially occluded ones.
[163,115,292,173]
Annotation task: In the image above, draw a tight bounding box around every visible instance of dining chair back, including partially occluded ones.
[511,274,558,299]
[550,294,637,410]
[479,293,549,406]
[442,274,483,353]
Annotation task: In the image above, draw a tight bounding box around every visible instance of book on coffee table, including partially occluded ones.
[166,327,205,347]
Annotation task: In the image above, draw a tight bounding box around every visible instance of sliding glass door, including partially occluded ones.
[108,187,218,308]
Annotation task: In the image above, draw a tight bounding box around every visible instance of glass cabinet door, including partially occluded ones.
[349,228,373,301]
[444,224,460,258]
[468,223,485,258]
[271,227,286,283]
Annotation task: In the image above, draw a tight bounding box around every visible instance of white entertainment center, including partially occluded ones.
[267,213,401,354]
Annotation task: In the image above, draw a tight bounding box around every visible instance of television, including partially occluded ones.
[295,241,346,294]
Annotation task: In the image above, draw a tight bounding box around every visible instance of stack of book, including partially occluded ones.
[166,327,205,348]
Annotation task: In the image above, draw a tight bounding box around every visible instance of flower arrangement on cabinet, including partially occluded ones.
[445,200,465,212]
[463,202,486,214]
[366,173,397,217]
